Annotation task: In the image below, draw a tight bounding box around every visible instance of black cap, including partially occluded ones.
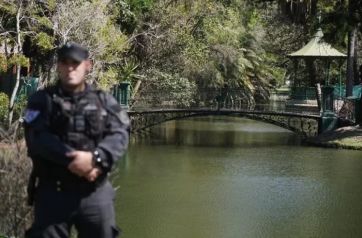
[57,42,89,62]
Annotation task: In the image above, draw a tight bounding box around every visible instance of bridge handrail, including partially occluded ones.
[128,108,321,119]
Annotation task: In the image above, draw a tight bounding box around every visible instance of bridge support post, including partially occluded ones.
[318,86,337,134]
[318,112,337,134]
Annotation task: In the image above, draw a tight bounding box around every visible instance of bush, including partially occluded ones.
[14,94,28,123]
[0,128,32,238]
[133,69,197,108]
[0,93,9,126]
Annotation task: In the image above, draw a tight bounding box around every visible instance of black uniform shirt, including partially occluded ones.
[23,84,130,181]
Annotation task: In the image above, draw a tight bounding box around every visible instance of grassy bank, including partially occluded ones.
[0,143,32,238]
[305,126,362,150]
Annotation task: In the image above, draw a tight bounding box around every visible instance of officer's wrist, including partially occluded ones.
[92,150,103,168]
[92,149,110,171]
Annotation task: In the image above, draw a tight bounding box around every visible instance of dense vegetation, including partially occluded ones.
[0,0,361,125]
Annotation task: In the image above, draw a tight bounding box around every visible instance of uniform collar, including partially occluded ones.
[56,82,94,99]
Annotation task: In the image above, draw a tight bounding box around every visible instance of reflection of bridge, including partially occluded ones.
[128,108,321,137]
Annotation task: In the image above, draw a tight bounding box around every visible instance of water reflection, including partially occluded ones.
[134,116,301,147]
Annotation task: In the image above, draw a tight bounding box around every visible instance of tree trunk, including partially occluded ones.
[353,35,359,85]
[8,64,21,126]
[8,3,22,127]
[131,79,142,99]
[315,83,322,113]
[346,27,357,97]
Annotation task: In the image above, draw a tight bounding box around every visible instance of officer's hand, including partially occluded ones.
[66,151,93,177]
[85,168,102,182]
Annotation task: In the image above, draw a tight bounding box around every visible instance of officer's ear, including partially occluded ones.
[85,59,93,74]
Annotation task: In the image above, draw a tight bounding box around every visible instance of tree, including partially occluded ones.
[125,0,278,108]
[0,0,35,126]
[257,0,361,97]
[50,0,129,88]
[319,0,361,96]
[345,0,360,96]
[0,0,131,126]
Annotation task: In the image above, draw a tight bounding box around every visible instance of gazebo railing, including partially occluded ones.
[334,97,358,123]
[290,87,317,100]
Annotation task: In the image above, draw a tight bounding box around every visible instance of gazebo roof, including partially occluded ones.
[288,28,347,59]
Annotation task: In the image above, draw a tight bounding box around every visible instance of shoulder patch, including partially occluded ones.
[24,109,40,123]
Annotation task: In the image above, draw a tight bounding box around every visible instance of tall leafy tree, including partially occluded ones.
[0,0,36,126]
[0,0,130,126]
[320,0,361,96]
[256,0,361,96]
[124,0,278,107]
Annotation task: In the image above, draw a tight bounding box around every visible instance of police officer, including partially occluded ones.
[23,42,130,238]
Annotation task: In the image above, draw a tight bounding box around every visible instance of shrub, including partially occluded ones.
[0,93,9,126]
[0,128,32,238]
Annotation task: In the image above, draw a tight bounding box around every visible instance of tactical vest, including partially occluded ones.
[47,86,108,152]
[26,85,117,192]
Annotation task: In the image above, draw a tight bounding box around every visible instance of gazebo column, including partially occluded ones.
[290,59,299,100]
[305,58,316,87]
[337,60,345,98]
[324,59,331,86]
[320,59,337,134]
[292,59,299,87]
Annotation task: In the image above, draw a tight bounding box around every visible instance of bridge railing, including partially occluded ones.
[129,88,321,116]
[130,103,321,117]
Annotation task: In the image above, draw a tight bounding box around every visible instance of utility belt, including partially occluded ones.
[27,172,107,206]
[38,177,106,194]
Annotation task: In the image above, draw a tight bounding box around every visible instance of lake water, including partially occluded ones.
[114,116,362,238]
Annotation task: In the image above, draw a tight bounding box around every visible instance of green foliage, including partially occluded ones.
[4,0,357,110]
[126,0,154,13]
[97,22,129,62]
[155,71,196,107]
[244,7,261,30]
[204,8,246,47]
[45,0,57,11]
[0,1,17,15]
[98,67,119,91]
[0,93,9,125]
[318,0,361,46]
[36,16,53,29]
[118,60,139,83]
[13,93,27,121]
[135,69,197,108]
[0,55,7,73]
[112,1,137,33]
[124,0,278,106]
[34,32,54,51]
[112,0,153,34]
[8,54,29,68]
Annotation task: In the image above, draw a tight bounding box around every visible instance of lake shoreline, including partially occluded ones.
[304,126,362,151]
